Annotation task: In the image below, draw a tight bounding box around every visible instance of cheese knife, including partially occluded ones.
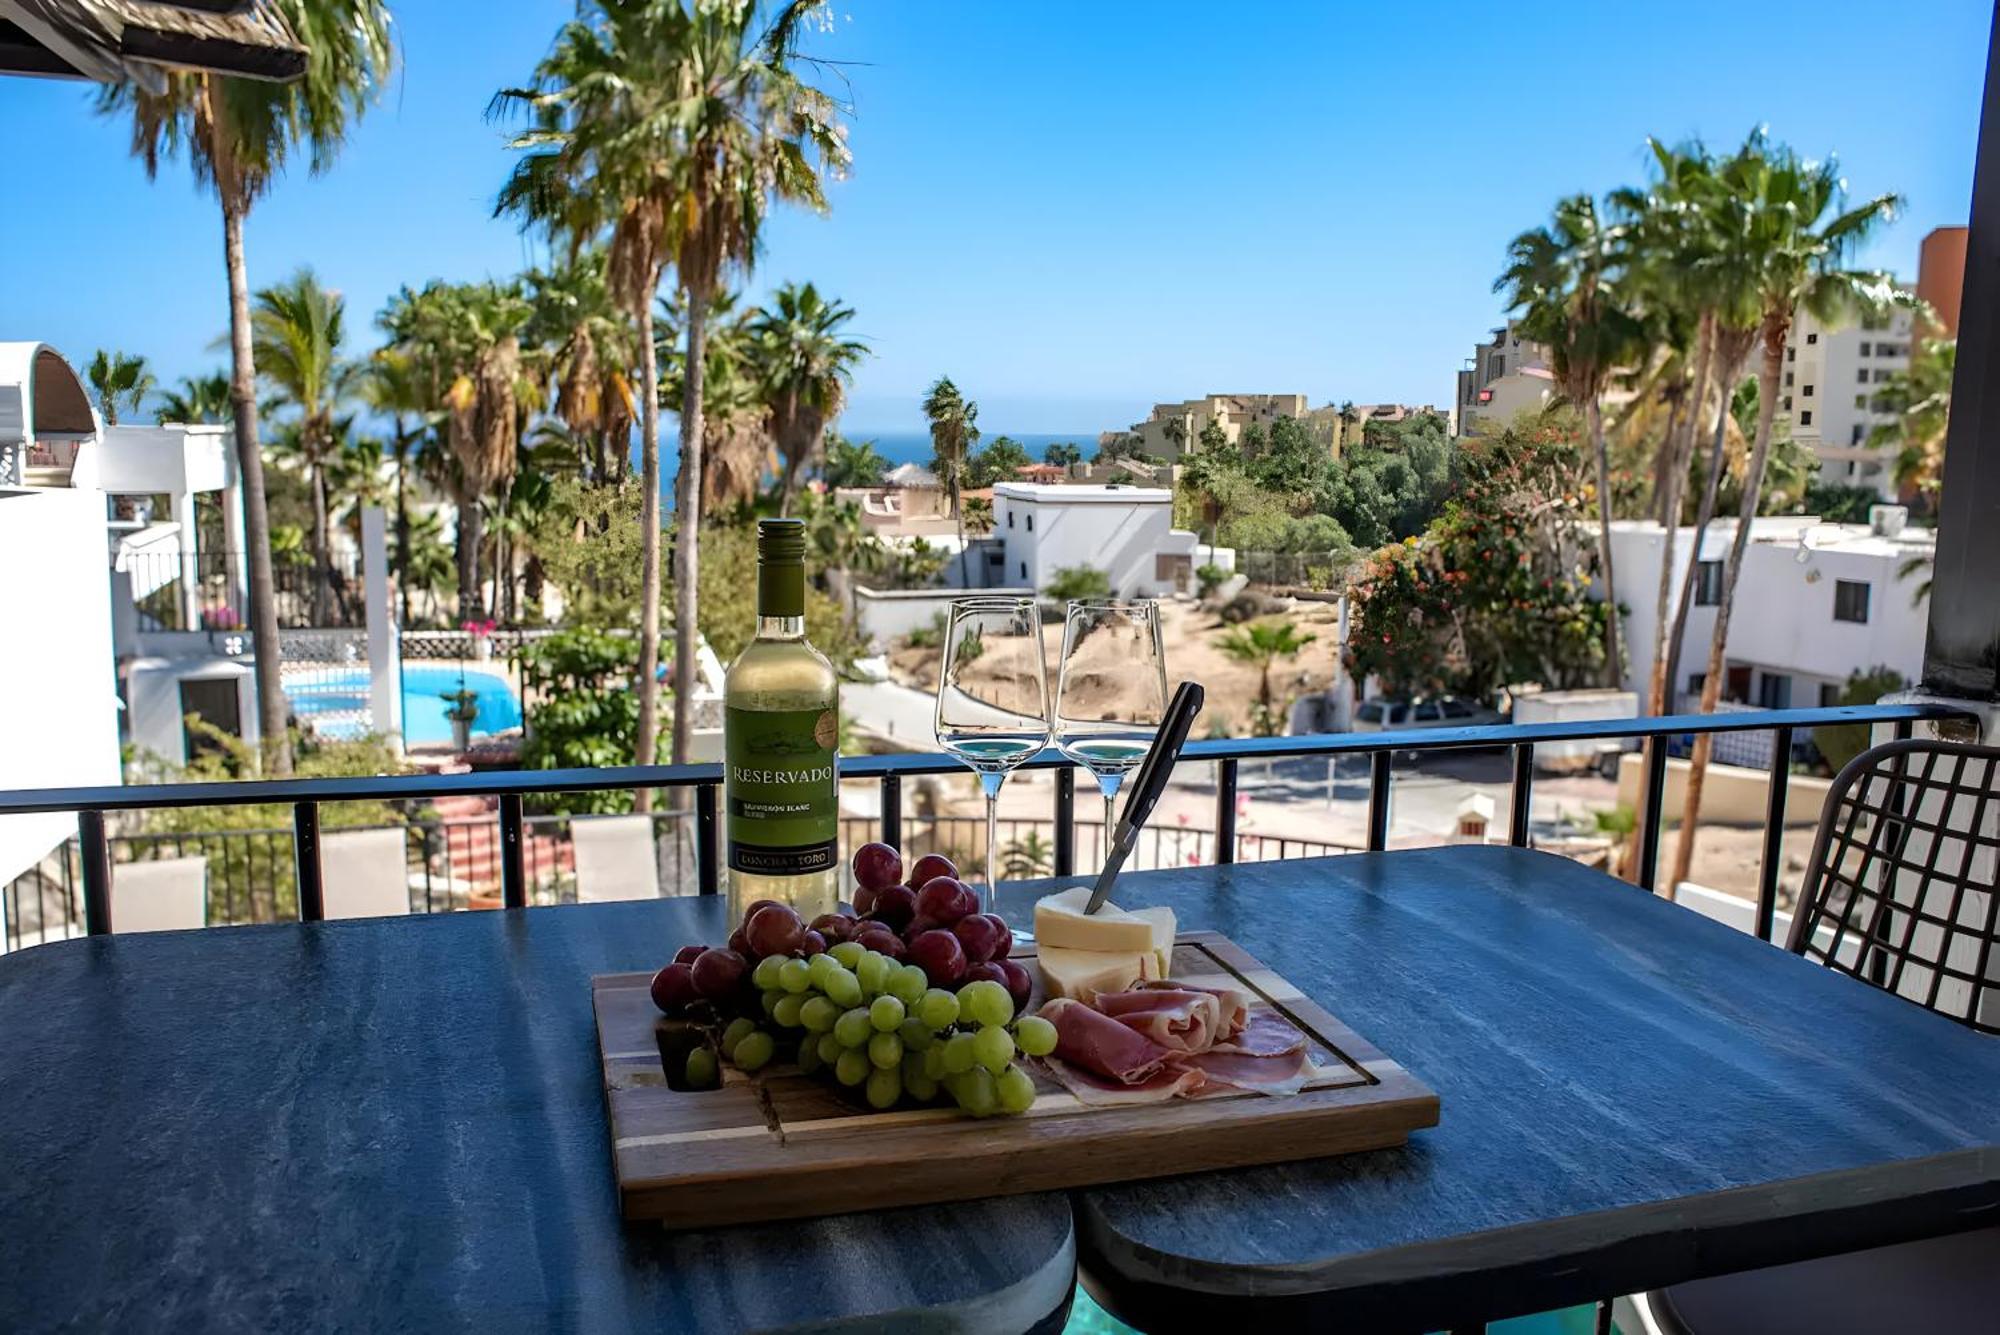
[1084,681,1205,915]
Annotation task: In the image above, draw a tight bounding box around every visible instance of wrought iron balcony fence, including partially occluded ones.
[0,703,1969,951]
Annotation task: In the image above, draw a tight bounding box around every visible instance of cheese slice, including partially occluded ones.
[1034,944,1147,1002]
[1033,886,1177,976]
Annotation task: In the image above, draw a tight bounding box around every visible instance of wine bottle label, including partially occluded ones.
[724,704,839,875]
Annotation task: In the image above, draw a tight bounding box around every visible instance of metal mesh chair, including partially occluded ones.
[1786,738,2000,1030]
[1633,737,2000,1335]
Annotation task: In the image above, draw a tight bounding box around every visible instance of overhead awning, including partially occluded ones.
[0,0,304,88]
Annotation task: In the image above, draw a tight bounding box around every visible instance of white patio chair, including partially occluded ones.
[319,828,413,920]
[111,856,207,934]
[570,815,661,902]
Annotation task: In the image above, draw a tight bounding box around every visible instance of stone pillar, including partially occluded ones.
[362,506,402,752]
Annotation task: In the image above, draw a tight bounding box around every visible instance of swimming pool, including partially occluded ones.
[285,665,524,746]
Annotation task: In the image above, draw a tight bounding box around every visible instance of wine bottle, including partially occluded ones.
[722,518,840,922]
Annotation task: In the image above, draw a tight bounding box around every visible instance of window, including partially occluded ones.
[1693,560,1723,606]
[1414,702,1444,724]
[1858,368,1871,383]
[1819,682,1842,708]
[1357,701,1386,724]
[1757,673,1793,709]
[1806,332,1819,344]
[1786,346,1796,363]
[1006,511,1014,528]
[1783,395,1793,410]
[1025,513,1034,532]
[1491,355,1505,377]
[1855,396,1868,411]
[1441,698,1475,720]
[1019,561,1027,579]
[1852,421,1867,441]
[1858,341,1872,356]
[1834,579,1870,623]
[1800,410,1813,426]
[1784,371,1795,387]
[1802,383,1814,397]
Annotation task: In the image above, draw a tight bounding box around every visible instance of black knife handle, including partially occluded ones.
[1117,682,1205,834]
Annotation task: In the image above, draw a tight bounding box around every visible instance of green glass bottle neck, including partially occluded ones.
[756,613,805,640]
[757,560,805,622]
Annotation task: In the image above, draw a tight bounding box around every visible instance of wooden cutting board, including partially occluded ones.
[592,931,1439,1227]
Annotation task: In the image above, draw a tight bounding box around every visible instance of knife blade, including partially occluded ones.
[1084,681,1205,914]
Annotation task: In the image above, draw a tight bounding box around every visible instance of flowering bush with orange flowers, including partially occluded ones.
[1346,425,1614,700]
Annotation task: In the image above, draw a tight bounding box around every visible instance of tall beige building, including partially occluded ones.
[1109,394,1441,461]
[1779,301,1915,497]
[1454,321,1555,438]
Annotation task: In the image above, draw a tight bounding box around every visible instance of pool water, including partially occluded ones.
[284,665,524,746]
[1061,1289,1615,1334]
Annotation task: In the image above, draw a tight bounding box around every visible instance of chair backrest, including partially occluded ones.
[112,856,208,934]
[319,828,413,920]
[570,815,661,902]
[1789,738,2000,1033]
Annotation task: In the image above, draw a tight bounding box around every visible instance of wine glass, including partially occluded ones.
[934,597,1052,912]
[1054,600,1168,868]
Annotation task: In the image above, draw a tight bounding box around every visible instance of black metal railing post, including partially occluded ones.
[1367,752,1392,852]
[1054,766,1075,877]
[880,774,902,850]
[1755,727,1794,942]
[1509,743,1535,847]
[499,794,526,910]
[696,784,719,895]
[79,810,111,936]
[1215,759,1238,864]
[1637,738,1668,893]
[293,802,324,922]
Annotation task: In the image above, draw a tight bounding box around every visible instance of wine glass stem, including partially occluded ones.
[1097,773,1123,872]
[980,770,1004,915]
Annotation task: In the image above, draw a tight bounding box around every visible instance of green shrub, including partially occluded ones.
[1813,665,1907,773]
[1043,565,1113,602]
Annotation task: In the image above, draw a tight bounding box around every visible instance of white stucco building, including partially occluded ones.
[0,343,123,891]
[1609,511,1933,712]
[1780,303,1916,497]
[987,483,1203,597]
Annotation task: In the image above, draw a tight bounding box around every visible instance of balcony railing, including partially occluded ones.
[0,703,1970,950]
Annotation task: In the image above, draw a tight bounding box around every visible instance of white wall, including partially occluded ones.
[1609,519,1929,709]
[0,486,122,882]
[992,485,1188,597]
[853,585,1035,649]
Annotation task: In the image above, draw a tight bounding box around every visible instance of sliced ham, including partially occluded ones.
[1211,1006,1309,1059]
[1042,1056,1206,1106]
[1129,979,1251,1042]
[1039,997,1174,1084]
[1179,1046,1313,1097]
[1093,986,1223,1053]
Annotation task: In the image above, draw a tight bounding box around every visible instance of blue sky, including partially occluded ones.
[0,1,1989,438]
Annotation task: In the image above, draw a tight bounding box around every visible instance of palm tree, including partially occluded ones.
[154,370,232,425]
[1871,336,1954,501]
[750,282,866,514]
[821,435,888,487]
[98,0,394,776]
[1497,193,1644,686]
[1668,138,1901,892]
[87,350,155,424]
[524,245,638,485]
[1177,438,1237,567]
[497,0,847,775]
[250,268,361,626]
[1217,619,1317,735]
[364,350,434,626]
[922,375,979,587]
[378,280,535,620]
[658,291,774,514]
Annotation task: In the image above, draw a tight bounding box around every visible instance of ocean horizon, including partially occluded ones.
[644,430,1104,507]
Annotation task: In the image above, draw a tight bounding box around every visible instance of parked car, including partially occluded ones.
[1351,696,1503,733]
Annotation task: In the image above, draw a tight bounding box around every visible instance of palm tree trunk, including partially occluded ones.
[456,484,484,619]
[952,469,970,588]
[1662,350,1740,709]
[310,460,332,626]
[778,456,801,518]
[222,196,292,776]
[394,437,412,628]
[1586,395,1619,688]
[667,287,705,769]
[634,281,664,791]
[1668,319,1787,895]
